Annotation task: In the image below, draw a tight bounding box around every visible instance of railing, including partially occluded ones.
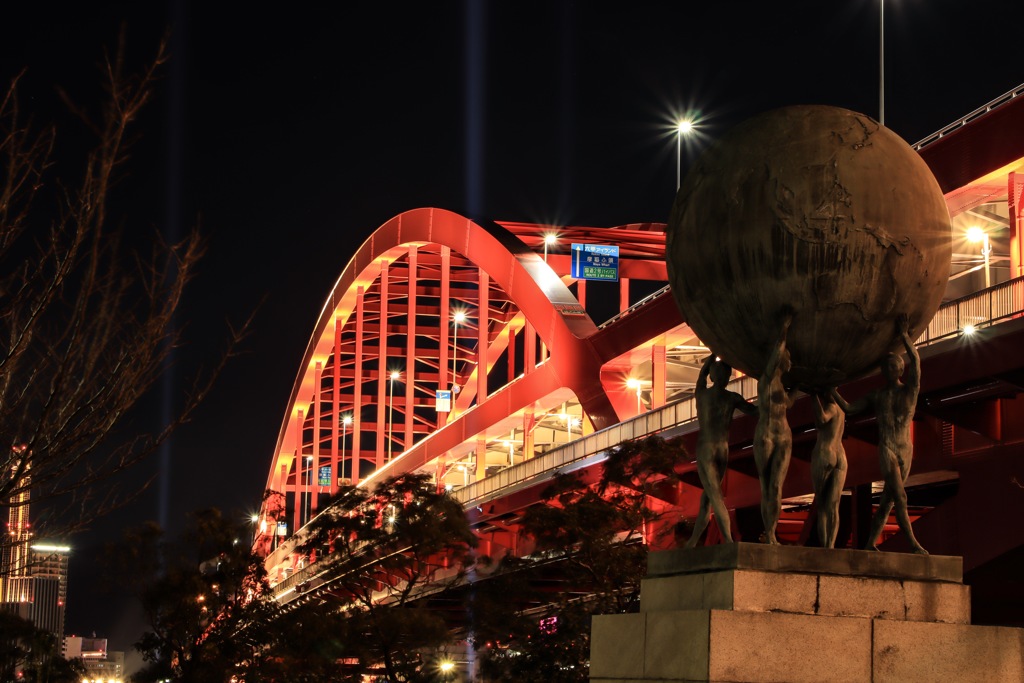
[455,276,1024,509]
[920,277,1024,342]
[598,284,672,329]
[912,82,1024,151]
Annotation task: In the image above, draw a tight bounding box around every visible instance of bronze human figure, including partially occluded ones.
[832,315,927,554]
[754,312,796,545]
[810,389,847,548]
[685,354,757,548]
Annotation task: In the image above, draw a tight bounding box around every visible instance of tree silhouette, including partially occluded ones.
[0,33,244,554]
[295,473,476,682]
[474,435,687,682]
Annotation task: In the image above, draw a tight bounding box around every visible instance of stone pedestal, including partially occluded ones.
[590,543,1023,683]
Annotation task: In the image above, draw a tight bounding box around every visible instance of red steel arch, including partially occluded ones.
[255,208,680,556]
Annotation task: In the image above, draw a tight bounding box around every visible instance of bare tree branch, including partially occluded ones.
[0,34,246,560]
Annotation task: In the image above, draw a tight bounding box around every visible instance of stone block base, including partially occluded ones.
[590,544,1024,682]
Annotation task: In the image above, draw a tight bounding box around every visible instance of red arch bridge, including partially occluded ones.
[255,84,1024,627]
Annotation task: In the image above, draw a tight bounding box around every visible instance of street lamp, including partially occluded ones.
[562,413,581,444]
[340,413,352,482]
[452,311,466,394]
[676,119,694,190]
[543,233,558,263]
[967,226,992,288]
[304,455,313,525]
[626,377,643,415]
[388,371,400,462]
[879,0,885,125]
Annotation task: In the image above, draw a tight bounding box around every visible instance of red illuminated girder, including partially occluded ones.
[917,94,1024,279]
[264,208,655,534]
[917,92,1024,195]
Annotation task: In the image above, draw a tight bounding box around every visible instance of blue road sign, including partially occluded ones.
[571,243,619,281]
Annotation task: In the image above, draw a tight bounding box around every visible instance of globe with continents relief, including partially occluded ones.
[667,105,952,388]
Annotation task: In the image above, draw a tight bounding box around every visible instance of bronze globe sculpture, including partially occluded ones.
[667,105,952,388]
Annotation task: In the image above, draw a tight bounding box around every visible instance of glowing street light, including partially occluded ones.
[967,226,992,289]
[626,377,643,415]
[340,413,352,482]
[452,311,467,394]
[543,232,558,263]
[676,119,694,190]
[388,371,400,462]
[561,413,581,444]
[304,454,314,525]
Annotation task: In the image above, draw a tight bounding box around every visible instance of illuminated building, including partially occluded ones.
[0,460,32,605]
[0,460,71,642]
[64,636,124,680]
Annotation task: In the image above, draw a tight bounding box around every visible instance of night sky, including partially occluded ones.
[2,0,1022,668]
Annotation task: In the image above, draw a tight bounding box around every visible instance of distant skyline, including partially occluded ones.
[1,0,1022,666]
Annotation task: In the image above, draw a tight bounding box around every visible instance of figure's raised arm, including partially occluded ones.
[813,392,826,422]
[764,309,794,376]
[696,353,714,391]
[734,394,758,416]
[897,314,920,387]
[831,386,869,416]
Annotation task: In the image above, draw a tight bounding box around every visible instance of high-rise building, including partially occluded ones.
[0,460,71,643]
[0,464,33,605]
[25,544,70,639]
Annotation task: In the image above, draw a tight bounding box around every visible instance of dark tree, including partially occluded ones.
[0,610,84,682]
[295,473,477,682]
[474,435,687,682]
[106,509,279,683]
[0,35,243,552]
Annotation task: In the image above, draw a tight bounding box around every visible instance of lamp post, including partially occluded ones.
[340,414,352,482]
[967,226,992,289]
[388,371,400,462]
[676,120,694,190]
[452,311,466,394]
[543,233,557,263]
[304,455,313,526]
[879,0,885,126]
[562,413,577,444]
[627,377,643,415]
